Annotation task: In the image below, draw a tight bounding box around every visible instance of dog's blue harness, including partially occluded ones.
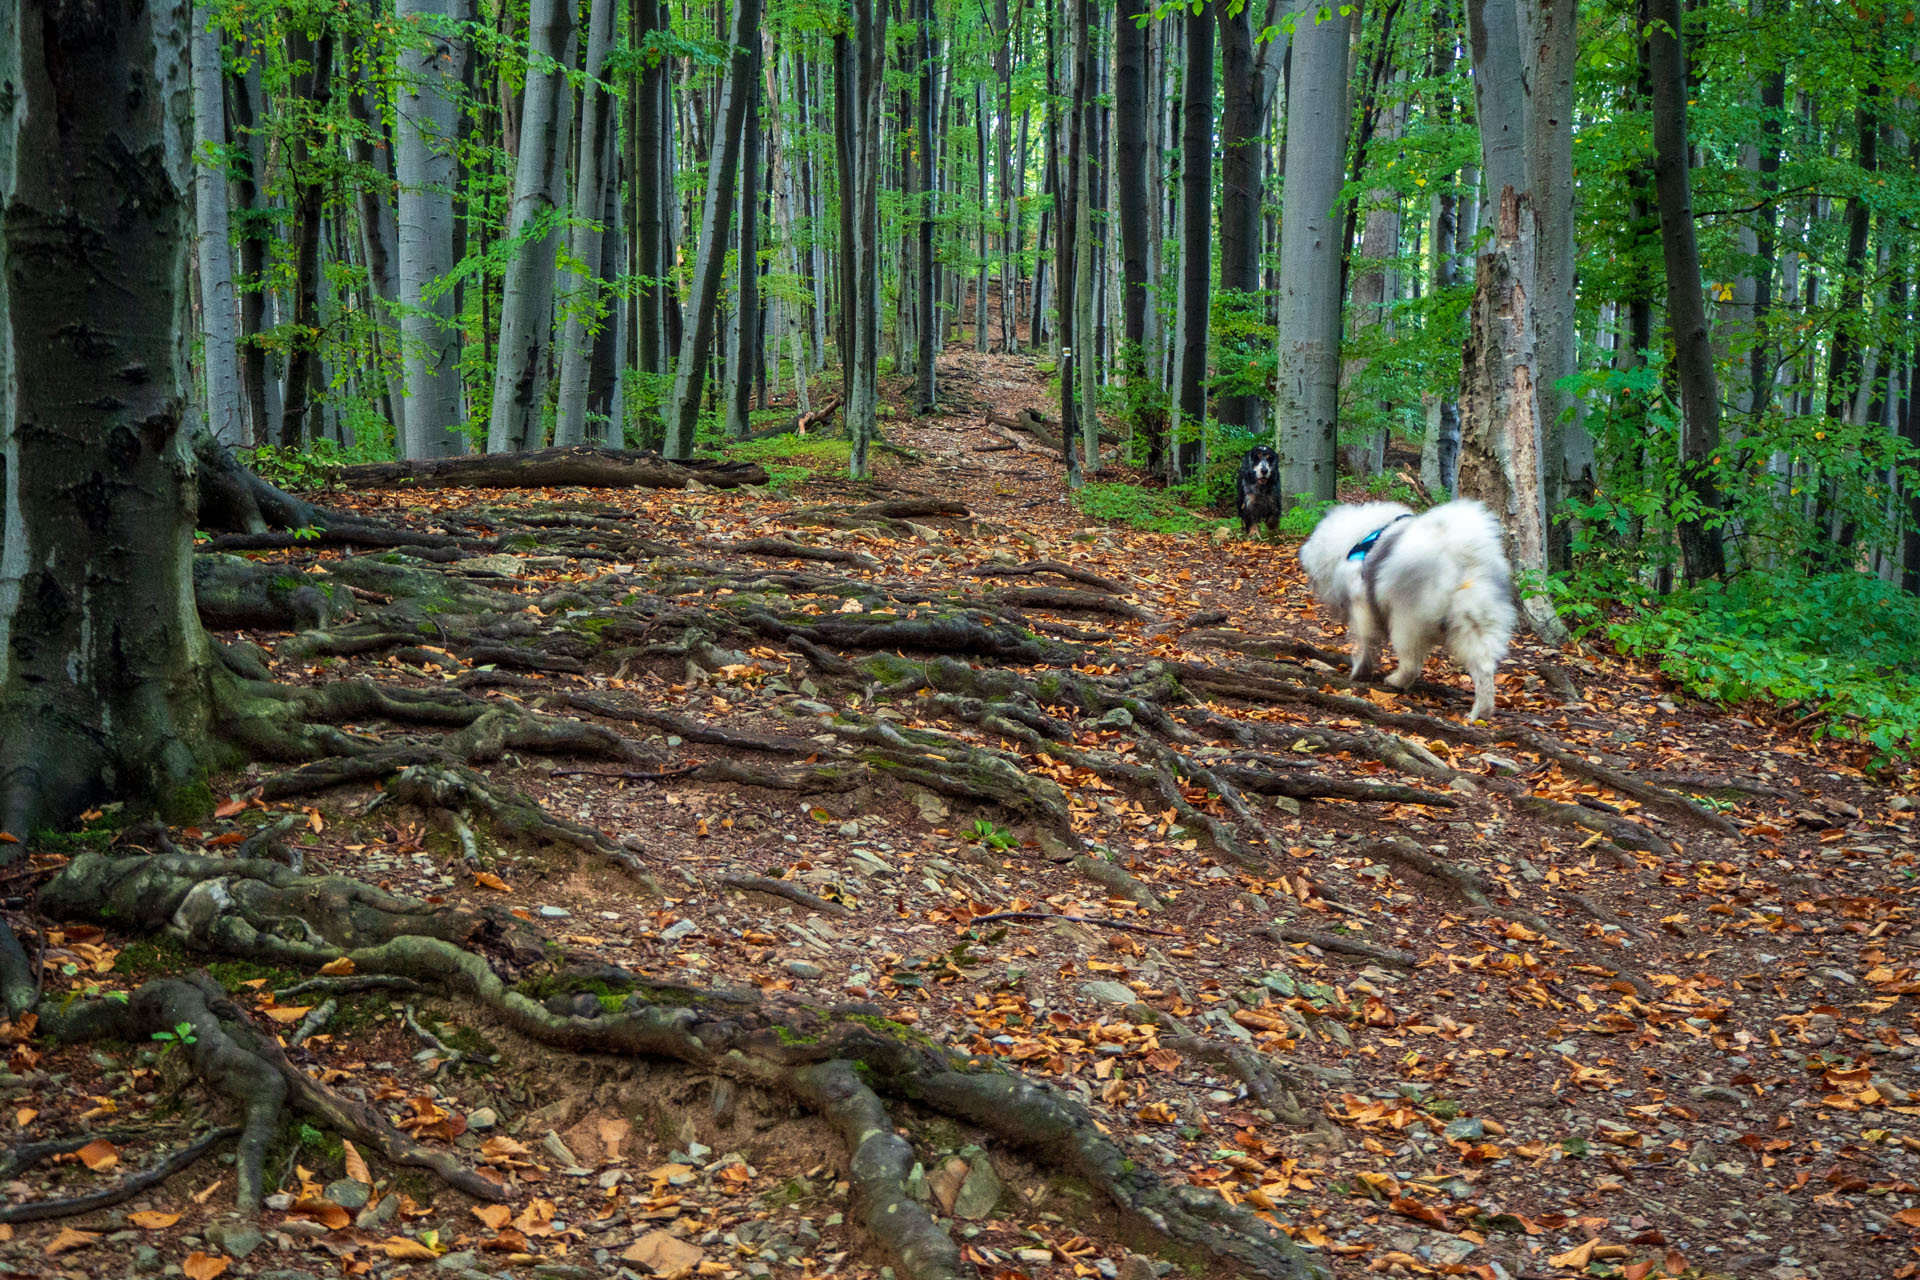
[1347,514,1413,562]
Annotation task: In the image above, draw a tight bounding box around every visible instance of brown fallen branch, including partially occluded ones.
[967,559,1130,594]
[0,1126,241,1224]
[1267,923,1418,969]
[710,537,881,571]
[719,873,853,918]
[550,765,702,782]
[796,397,841,434]
[335,446,768,491]
[989,586,1154,621]
[966,911,1180,937]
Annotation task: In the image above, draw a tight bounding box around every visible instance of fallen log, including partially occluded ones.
[335,447,768,491]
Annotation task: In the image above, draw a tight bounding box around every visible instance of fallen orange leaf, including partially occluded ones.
[127,1210,180,1229]
[75,1138,119,1172]
[45,1228,100,1256]
[183,1252,231,1280]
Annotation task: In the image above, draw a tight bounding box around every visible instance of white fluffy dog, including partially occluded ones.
[1297,500,1515,721]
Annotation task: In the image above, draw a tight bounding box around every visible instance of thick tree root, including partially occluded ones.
[38,853,1324,1275]
[790,1062,971,1280]
[1268,923,1418,969]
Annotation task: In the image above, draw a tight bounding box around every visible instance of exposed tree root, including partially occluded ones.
[334,446,769,491]
[1267,923,1418,969]
[790,1062,971,1280]
[0,1125,241,1225]
[966,559,1131,594]
[710,537,882,570]
[719,873,854,917]
[38,852,1326,1277]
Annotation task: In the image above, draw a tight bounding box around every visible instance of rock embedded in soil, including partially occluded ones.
[325,1177,372,1211]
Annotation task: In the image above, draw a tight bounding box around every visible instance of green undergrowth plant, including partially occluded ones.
[1072,482,1222,535]
[711,432,853,493]
[1556,567,1920,768]
[239,436,394,494]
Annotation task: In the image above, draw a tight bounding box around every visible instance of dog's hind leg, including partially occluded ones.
[1348,609,1381,681]
[1383,617,1434,693]
[1465,663,1496,722]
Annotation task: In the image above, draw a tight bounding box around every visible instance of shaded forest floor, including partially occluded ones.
[3,350,1918,1280]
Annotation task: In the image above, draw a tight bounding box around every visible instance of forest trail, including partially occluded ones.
[5,350,1917,1280]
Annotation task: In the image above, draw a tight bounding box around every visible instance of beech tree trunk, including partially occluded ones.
[554,0,618,447]
[1457,189,1555,634]
[835,0,887,478]
[1644,0,1724,582]
[913,0,938,413]
[726,35,765,440]
[1173,5,1212,479]
[1273,0,1351,506]
[1073,0,1098,476]
[1522,0,1590,570]
[487,0,576,453]
[664,0,761,456]
[279,27,335,447]
[396,0,468,458]
[0,0,225,843]
[191,3,245,447]
[1215,0,1284,436]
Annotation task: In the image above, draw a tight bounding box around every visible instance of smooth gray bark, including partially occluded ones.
[1272,0,1353,506]
[1521,0,1590,568]
[191,3,245,447]
[725,34,764,440]
[663,0,761,457]
[1645,0,1724,581]
[554,0,618,447]
[396,0,468,458]
[487,0,576,453]
[1,0,226,837]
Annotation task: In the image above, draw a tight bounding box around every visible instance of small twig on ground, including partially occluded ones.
[719,873,852,918]
[966,911,1180,937]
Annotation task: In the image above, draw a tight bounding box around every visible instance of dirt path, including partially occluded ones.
[4,350,1916,1280]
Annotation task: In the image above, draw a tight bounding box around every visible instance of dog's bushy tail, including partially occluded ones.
[1429,500,1516,674]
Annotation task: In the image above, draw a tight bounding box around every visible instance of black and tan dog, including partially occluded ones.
[1236,445,1282,537]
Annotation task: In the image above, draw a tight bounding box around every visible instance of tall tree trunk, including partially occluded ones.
[487,0,576,452]
[836,0,887,478]
[975,84,990,353]
[1457,189,1555,631]
[1114,0,1159,467]
[279,27,335,448]
[1272,0,1350,506]
[191,3,245,447]
[0,0,225,841]
[634,0,667,377]
[1465,0,1526,203]
[1343,86,1405,475]
[225,59,279,444]
[343,54,405,441]
[554,0,619,446]
[1421,8,1462,496]
[589,146,624,440]
[1522,0,1589,571]
[1644,0,1724,582]
[726,34,765,440]
[1215,0,1285,436]
[1073,0,1098,476]
[1173,4,1213,479]
[1055,0,1084,481]
[913,0,937,413]
[997,0,1015,353]
[663,0,763,456]
[396,0,468,458]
